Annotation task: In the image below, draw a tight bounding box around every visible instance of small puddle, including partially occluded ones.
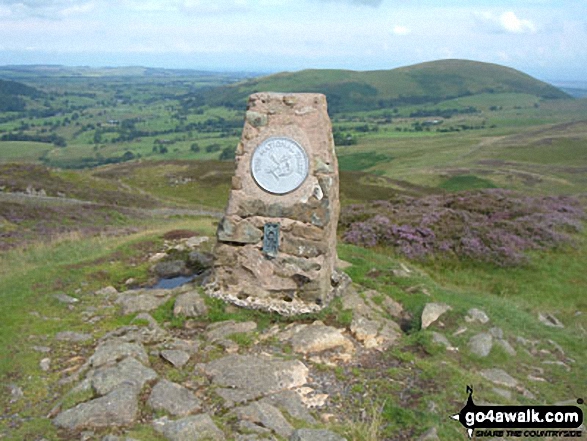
[150,275,196,290]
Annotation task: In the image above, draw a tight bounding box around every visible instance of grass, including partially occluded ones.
[438,175,497,191]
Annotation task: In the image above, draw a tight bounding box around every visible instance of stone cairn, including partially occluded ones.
[206,92,349,315]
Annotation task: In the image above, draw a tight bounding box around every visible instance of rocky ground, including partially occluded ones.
[4,233,586,441]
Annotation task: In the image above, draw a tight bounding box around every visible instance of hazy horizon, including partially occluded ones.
[0,0,585,82]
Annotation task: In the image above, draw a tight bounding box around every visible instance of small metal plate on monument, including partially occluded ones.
[262,223,280,258]
[251,137,309,195]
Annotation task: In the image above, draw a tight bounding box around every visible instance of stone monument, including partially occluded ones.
[206,92,347,315]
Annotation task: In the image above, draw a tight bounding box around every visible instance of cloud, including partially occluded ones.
[475,10,538,34]
[320,0,383,7]
[392,25,411,35]
[0,0,97,18]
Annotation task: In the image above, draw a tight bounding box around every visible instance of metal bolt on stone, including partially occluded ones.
[205,92,349,315]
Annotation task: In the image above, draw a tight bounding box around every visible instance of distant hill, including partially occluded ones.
[0,79,43,112]
[197,59,570,113]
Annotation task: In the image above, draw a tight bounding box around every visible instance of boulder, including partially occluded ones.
[421,303,451,329]
[53,385,139,430]
[147,380,202,417]
[160,350,190,368]
[468,332,493,357]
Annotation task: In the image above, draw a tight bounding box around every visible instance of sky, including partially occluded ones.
[0,0,585,81]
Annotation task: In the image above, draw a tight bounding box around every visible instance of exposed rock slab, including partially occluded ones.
[288,322,353,354]
[205,320,258,342]
[89,356,157,396]
[173,290,208,318]
[202,354,309,404]
[350,316,401,351]
[148,380,202,417]
[290,429,347,441]
[479,369,519,389]
[89,339,149,368]
[116,289,170,315]
[260,390,316,424]
[53,385,139,430]
[421,303,451,329]
[153,414,225,441]
[233,401,294,438]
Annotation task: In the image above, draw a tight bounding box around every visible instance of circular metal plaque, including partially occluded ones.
[251,137,309,194]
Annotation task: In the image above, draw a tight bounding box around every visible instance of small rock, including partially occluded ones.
[492,388,513,400]
[542,360,571,371]
[538,312,564,328]
[160,350,190,368]
[40,358,51,371]
[547,339,565,356]
[465,308,490,324]
[54,293,79,304]
[350,316,400,350]
[89,339,149,368]
[290,429,347,441]
[489,327,503,339]
[95,286,118,296]
[153,260,189,278]
[431,332,452,349]
[479,369,518,388]
[55,331,92,343]
[148,380,202,417]
[116,289,170,315]
[206,320,257,342]
[417,427,440,441]
[32,345,51,353]
[174,290,208,318]
[149,252,168,263]
[421,303,451,329]
[290,322,353,354]
[185,236,210,248]
[260,390,316,424]
[233,402,294,438]
[53,385,139,430]
[153,414,225,441]
[392,268,410,278]
[8,384,23,403]
[496,339,516,356]
[187,251,213,270]
[468,333,493,357]
[453,327,467,336]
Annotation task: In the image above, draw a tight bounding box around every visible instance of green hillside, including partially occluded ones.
[0,79,43,112]
[198,59,570,113]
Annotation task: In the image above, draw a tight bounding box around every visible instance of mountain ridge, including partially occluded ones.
[196,59,571,113]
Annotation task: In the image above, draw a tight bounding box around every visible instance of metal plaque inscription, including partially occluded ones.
[263,223,280,258]
[251,137,309,194]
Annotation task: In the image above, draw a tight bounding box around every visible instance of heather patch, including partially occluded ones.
[341,189,585,266]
